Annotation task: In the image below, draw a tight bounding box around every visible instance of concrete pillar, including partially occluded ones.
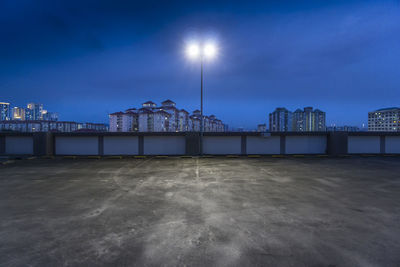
[185,133,200,155]
[241,135,247,155]
[327,132,348,156]
[98,136,104,156]
[0,136,5,155]
[280,135,286,155]
[380,136,386,154]
[33,132,53,156]
[138,136,144,155]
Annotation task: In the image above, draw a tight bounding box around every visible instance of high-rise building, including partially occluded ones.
[0,102,11,121]
[292,107,326,131]
[41,110,58,121]
[26,103,43,120]
[268,106,326,132]
[12,107,26,120]
[368,107,400,132]
[269,108,292,132]
[292,109,305,131]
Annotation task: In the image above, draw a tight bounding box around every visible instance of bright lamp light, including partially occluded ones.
[186,43,200,59]
[203,43,217,59]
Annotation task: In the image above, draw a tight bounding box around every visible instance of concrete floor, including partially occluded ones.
[1,157,400,267]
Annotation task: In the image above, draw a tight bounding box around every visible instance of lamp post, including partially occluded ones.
[186,42,217,155]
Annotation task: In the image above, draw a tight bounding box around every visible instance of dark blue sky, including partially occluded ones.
[1,0,399,129]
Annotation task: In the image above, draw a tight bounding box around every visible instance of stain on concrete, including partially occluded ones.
[0,157,400,266]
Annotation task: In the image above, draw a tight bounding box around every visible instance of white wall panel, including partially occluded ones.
[104,136,139,155]
[286,136,327,154]
[5,136,33,154]
[56,136,98,155]
[144,136,185,155]
[246,136,280,154]
[348,136,380,154]
[385,136,400,154]
[203,136,241,155]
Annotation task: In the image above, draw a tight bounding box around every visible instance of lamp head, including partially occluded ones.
[203,42,217,59]
[186,43,200,60]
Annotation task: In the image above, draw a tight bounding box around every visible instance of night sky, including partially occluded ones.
[1,0,399,129]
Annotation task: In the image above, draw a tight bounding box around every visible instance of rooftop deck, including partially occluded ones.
[1,157,400,266]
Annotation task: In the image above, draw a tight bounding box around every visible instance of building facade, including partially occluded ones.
[41,110,59,121]
[0,102,10,121]
[269,107,326,132]
[109,100,227,132]
[368,107,400,132]
[0,120,108,133]
[326,126,360,132]
[269,108,292,132]
[109,110,138,132]
[26,103,43,120]
[294,107,326,132]
[12,107,26,120]
[257,124,267,132]
[6,102,59,122]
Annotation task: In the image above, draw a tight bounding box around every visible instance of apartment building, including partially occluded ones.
[269,108,292,132]
[294,107,326,132]
[109,100,227,132]
[269,107,326,132]
[368,107,400,132]
[178,109,189,132]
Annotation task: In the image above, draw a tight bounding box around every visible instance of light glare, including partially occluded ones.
[186,43,200,59]
[204,43,217,59]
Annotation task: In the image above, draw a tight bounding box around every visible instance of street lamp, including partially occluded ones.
[185,41,218,155]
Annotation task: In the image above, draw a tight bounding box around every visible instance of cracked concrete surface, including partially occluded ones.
[0,157,400,266]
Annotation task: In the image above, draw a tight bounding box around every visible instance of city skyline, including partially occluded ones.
[1,1,399,129]
[1,98,398,131]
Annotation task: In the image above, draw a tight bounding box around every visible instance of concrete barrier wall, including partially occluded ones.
[2,132,400,156]
[5,136,33,155]
[348,136,380,154]
[385,136,400,154]
[203,136,241,154]
[56,136,99,155]
[144,136,185,155]
[285,136,327,154]
[246,136,280,154]
[104,136,139,155]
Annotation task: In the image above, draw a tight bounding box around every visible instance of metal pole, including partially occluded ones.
[200,56,204,155]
